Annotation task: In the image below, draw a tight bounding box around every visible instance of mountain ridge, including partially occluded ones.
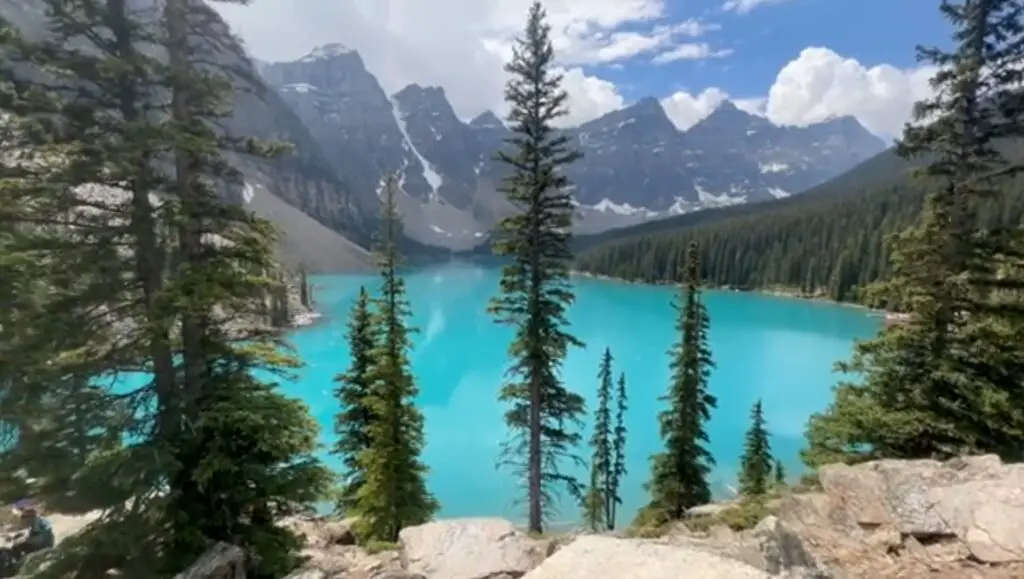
[255,43,888,250]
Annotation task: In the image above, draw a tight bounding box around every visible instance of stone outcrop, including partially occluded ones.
[397,518,545,579]
[522,535,771,579]
[776,454,1024,577]
[10,455,1024,579]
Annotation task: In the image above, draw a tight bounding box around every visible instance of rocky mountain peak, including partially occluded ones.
[301,43,355,61]
[469,110,505,130]
[393,84,458,120]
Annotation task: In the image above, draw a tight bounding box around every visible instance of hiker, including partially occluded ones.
[7,500,54,561]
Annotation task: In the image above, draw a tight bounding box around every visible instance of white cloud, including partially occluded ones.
[660,88,730,129]
[652,43,733,64]
[761,47,935,138]
[658,47,935,138]
[214,0,715,126]
[558,68,626,126]
[723,0,794,14]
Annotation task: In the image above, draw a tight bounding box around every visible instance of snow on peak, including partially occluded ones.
[281,82,317,93]
[302,43,353,62]
[389,97,444,200]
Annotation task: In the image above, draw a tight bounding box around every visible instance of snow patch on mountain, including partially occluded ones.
[281,82,317,93]
[695,184,744,207]
[389,97,444,200]
[303,44,353,62]
[759,161,789,173]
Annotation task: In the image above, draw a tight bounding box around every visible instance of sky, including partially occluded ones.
[214,0,950,140]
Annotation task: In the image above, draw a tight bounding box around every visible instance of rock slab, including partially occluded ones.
[398,518,542,579]
[521,535,770,579]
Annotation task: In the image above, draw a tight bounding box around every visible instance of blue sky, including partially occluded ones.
[219,0,947,138]
[604,0,948,103]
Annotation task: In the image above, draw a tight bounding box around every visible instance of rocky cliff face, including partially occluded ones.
[0,0,375,272]
[257,45,887,249]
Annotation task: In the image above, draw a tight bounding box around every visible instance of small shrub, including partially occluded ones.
[682,514,717,534]
[364,540,400,554]
[715,500,769,531]
[624,504,669,538]
[790,471,822,493]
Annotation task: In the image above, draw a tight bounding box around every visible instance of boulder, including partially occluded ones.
[816,454,1024,563]
[173,542,245,579]
[398,518,543,579]
[521,535,770,579]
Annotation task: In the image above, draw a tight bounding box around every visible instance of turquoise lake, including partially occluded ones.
[286,263,880,527]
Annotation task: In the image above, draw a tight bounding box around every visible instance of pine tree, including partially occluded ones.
[583,348,614,530]
[774,459,786,487]
[157,0,334,573]
[608,372,628,530]
[805,0,1024,466]
[739,399,773,502]
[582,462,604,532]
[487,1,586,534]
[332,286,377,514]
[647,241,717,520]
[299,267,311,308]
[350,173,438,543]
[0,2,185,570]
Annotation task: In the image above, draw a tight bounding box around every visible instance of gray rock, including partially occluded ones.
[398,518,544,579]
[522,535,770,579]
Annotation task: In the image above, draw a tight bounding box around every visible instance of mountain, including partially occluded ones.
[572,140,1024,302]
[258,44,888,249]
[0,0,374,272]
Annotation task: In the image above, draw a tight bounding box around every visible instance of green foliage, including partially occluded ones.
[804,0,1024,467]
[349,175,438,543]
[574,149,1024,307]
[487,1,586,534]
[624,504,669,538]
[715,501,770,532]
[774,459,786,486]
[164,365,334,577]
[332,286,378,514]
[646,241,717,519]
[738,399,773,501]
[1,0,332,574]
[608,372,628,530]
[582,462,605,532]
[582,348,613,531]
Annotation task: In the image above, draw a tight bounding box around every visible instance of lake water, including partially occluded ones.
[287,263,880,527]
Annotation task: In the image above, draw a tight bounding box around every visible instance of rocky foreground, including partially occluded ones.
[13,455,1024,578]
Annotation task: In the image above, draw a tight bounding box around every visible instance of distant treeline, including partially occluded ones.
[573,144,1024,304]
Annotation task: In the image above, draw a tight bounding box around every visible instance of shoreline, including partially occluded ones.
[568,269,902,321]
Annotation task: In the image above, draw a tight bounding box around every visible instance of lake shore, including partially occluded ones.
[568,269,906,323]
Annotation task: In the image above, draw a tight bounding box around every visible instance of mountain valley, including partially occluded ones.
[254,43,887,251]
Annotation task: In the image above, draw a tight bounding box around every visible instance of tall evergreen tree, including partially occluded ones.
[487,1,586,534]
[583,348,613,530]
[647,241,717,520]
[332,286,377,514]
[774,459,786,487]
[805,0,1024,466]
[2,0,334,572]
[350,173,438,543]
[159,1,334,574]
[738,399,773,502]
[607,372,628,530]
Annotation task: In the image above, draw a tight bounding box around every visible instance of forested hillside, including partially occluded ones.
[574,141,1024,303]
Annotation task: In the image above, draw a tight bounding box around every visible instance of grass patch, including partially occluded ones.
[363,540,400,554]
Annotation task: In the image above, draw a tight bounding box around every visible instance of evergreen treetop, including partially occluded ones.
[487,0,586,534]
[739,399,773,501]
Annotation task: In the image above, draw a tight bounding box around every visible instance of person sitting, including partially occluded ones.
[8,500,54,561]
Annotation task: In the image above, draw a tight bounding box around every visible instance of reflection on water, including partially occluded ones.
[286,262,880,524]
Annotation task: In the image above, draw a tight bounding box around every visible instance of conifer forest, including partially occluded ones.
[1,0,1023,576]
